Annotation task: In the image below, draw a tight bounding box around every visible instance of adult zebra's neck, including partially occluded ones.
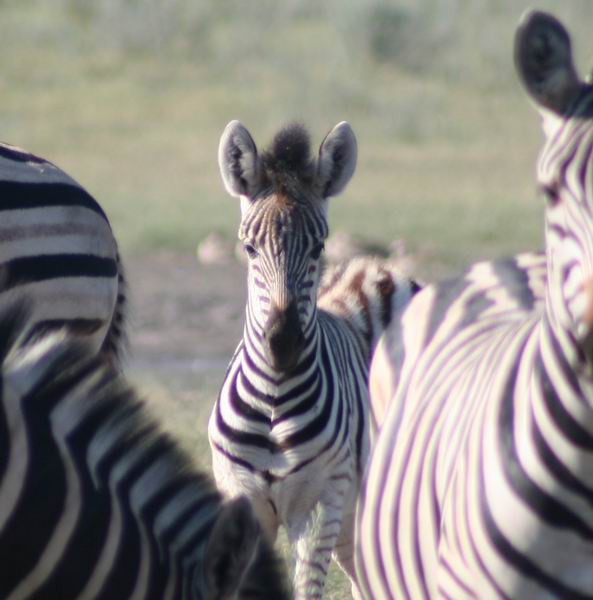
[539,277,593,424]
[543,258,593,384]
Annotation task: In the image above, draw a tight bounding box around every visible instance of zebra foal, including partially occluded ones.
[355,11,593,600]
[208,121,419,599]
[0,143,125,362]
[0,302,289,600]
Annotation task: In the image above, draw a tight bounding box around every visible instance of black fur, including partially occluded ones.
[261,123,313,180]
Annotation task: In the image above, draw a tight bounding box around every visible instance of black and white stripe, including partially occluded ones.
[0,302,288,600]
[209,121,419,599]
[356,11,593,600]
[0,143,126,362]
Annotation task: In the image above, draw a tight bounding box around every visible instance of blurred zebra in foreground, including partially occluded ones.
[209,120,420,599]
[356,11,593,599]
[0,303,289,600]
[0,143,125,363]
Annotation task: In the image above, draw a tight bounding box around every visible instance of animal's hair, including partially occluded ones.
[261,123,313,181]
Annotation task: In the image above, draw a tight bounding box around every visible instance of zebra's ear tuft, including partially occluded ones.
[316,121,357,198]
[514,10,583,116]
[218,121,265,200]
[203,496,261,599]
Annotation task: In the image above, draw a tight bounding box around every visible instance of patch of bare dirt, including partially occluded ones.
[125,251,246,373]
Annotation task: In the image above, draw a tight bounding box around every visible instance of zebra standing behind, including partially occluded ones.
[208,121,419,598]
[356,11,593,600]
[0,302,289,600]
[0,143,125,362]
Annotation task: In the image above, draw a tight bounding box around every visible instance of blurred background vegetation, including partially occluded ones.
[3,0,593,278]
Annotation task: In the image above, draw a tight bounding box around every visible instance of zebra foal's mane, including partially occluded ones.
[258,124,316,198]
[262,124,311,172]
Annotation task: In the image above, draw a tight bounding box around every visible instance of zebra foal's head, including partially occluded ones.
[516,11,593,353]
[218,121,357,372]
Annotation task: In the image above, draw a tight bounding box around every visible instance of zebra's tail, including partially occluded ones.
[100,250,128,367]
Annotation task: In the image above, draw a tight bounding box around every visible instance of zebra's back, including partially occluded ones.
[369,252,545,429]
[0,143,126,362]
[318,255,422,433]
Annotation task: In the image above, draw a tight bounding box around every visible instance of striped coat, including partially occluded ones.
[209,121,419,598]
[356,11,593,600]
[0,302,289,600]
[0,142,125,362]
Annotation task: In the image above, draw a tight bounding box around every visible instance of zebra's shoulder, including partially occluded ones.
[468,252,546,311]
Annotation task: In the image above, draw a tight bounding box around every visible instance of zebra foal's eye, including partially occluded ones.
[244,243,258,259]
[310,243,325,260]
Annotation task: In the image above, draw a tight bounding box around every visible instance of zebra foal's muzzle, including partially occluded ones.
[263,301,305,373]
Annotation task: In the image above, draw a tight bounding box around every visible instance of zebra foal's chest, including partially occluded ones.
[220,354,347,465]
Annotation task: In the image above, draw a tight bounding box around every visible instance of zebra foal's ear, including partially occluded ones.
[218,120,264,200]
[316,121,357,198]
[203,496,261,599]
[514,10,582,116]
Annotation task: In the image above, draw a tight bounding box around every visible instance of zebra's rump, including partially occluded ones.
[0,142,126,361]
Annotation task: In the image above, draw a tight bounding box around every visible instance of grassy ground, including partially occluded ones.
[4,2,593,597]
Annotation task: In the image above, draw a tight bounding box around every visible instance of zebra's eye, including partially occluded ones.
[310,243,325,260]
[244,244,258,259]
[541,183,561,206]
